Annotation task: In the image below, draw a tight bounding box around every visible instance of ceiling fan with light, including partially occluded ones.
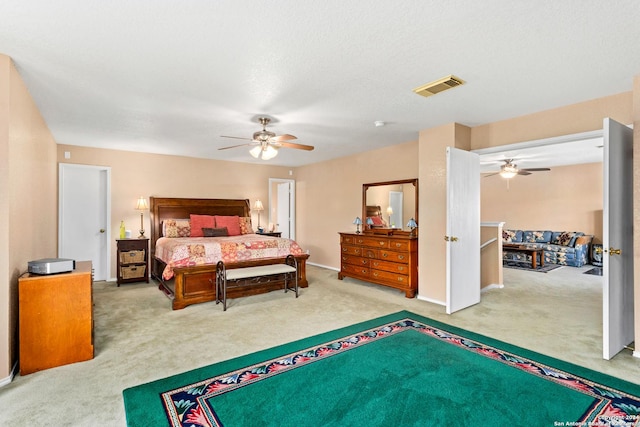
[219,117,314,160]
[484,159,550,178]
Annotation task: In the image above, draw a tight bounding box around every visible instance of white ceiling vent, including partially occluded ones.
[413,75,465,98]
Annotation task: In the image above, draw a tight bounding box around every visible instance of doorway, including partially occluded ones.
[58,164,111,281]
[268,178,295,240]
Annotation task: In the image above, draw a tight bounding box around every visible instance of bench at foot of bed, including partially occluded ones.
[154,254,309,310]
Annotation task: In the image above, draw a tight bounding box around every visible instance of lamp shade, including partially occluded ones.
[386,206,393,215]
[353,217,362,225]
[366,217,374,225]
[254,200,264,211]
[135,197,148,210]
[406,218,418,228]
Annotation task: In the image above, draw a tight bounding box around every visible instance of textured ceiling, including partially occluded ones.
[1,1,639,167]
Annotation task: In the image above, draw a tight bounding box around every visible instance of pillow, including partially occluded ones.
[189,214,216,237]
[553,231,575,246]
[214,215,242,236]
[502,229,522,243]
[202,227,229,237]
[163,219,191,238]
[369,216,384,226]
[239,216,254,234]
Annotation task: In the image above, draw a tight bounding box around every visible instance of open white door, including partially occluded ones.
[277,182,291,239]
[446,147,481,314]
[602,118,634,360]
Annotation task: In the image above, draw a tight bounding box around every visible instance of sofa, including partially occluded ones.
[502,229,593,267]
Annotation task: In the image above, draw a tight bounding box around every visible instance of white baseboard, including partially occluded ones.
[481,284,504,292]
[0,361,18,388]
[417,294,445,306]
[307,262,338,271]
[633,350,640,359]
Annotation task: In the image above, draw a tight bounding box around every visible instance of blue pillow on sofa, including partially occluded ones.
[502,229,523,243]
[523,230,552,243]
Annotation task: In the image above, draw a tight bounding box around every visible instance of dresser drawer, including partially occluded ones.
[341,235,357,245]
[388,240,410,251]
[341,255,369,267]
[370,259,410,274]
[341,245,363,256]
[341,263,370,276]
[354,236,389,249]
[379,250,409,263]
[371,269,408,285]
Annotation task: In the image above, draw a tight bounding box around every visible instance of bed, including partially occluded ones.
[150,197,309,310]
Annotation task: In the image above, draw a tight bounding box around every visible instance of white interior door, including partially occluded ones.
[602,118,634,360]
[59,164,111,280]
[446,147,481,314]
[389,191,403,228]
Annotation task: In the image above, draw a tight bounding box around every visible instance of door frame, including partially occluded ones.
[58,163,111,280]
[268,178,296,240]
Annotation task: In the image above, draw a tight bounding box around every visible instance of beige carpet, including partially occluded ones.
[1,264,637,426]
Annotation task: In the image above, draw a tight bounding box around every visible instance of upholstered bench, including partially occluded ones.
[215,255,298,311]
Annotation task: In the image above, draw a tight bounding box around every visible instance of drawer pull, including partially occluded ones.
[395,243,402,248]
[361,269,367,273]
[342,248,348,252]
[382,253,388,257]
[373,262,380,267]
[398,266,405,271]
[398,277,404,282]
[373,272,379,276]
[361,260,367,265]
[378,241,385,246]
[398,255,405,260]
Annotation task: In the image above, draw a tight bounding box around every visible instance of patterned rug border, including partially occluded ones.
[158,317,640,427]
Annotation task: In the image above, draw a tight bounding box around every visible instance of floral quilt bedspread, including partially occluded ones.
[155,235,304,280]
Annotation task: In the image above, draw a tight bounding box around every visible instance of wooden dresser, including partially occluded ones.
[18,260,94,375]
[338,232,418,297]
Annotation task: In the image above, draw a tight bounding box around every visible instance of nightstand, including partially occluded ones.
[116,238,149,286]
[258,231,282,237]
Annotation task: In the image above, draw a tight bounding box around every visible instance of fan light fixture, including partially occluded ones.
[250,144,279,160]
[499,164,518,179]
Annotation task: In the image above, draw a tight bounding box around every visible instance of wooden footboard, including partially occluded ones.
[152,254,309,310]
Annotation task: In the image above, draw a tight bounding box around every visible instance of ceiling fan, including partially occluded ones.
[219,117,314,160]
[484,159,550,178]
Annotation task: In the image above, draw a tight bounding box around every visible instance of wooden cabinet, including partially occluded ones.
[19,261,94,375]
[258,231,282,237]
[116,238,149,286]
[338,232,418,297]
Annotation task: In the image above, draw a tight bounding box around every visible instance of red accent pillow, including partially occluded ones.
[189,214,215,237]
[214,215,241,236]
[370,216,384,226]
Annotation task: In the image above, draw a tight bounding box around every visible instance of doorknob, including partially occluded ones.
[609,247,621,256]
[99,229,105,233]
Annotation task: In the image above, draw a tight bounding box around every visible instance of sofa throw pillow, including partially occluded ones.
[239,216,254,234]
[190,214,216,237]
[553,231,575,246]
[202,227,229,237]
[214,215,242,236]
[502,229,522,243]
[523,230,551,243]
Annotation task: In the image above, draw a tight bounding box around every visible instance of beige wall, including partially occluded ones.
[295,140,418,268]
[0,55,57,382]
[481,162,603,242]
[56,145,294,279]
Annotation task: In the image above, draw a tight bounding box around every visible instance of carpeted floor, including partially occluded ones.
[0,264,636,426]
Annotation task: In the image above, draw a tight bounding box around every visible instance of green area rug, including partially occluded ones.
[123,311,640,427]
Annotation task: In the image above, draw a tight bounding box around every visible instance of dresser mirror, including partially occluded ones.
[362,178,418,234]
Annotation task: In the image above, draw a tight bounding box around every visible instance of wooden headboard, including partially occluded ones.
[149,197,250,257]
[366,205,383,218]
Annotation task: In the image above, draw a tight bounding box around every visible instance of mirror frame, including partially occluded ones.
[362,178,418,236]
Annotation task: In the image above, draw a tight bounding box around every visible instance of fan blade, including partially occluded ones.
[483,172,500,177]
[521,168,551,172]
[221,135,253,141]
[277,141,315,151]
[272,134,297,142]
[517,170,532,176]
[218,143,254,151]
